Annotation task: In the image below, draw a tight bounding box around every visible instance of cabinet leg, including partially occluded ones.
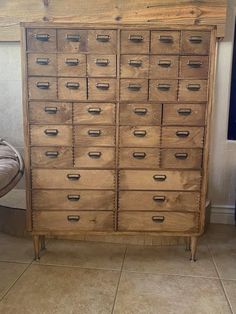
[40,235,46,250]
[33,235,40,260]
[190,236,198,262]
[185,237,191,251]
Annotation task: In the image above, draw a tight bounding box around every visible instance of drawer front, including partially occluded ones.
[119,170,201,191]
[30,125,72,146]
[149,80,178,102]
[163,104,205,126]
[57,29,88,52]
[88,78,116,101]
[119,191,200,211]
[180,56,209,79]
[161,148,203,169]
[87,54,116,77]
[74,125,115,146]
[179,80,208,102]
[120,103,162,125]
[32,190,115,210]
[74,103,115,125]
[121,30,150,54]
[150,31,180,54]
[29,102,72,124]
[31,146,73,168]
[120,126,160,147]
[27,53,57,76]
[88,30,117,54]
[58,78,87,101]
[33,211,113,231]
[161,127,204,148]
[149,55,179,79]
[119,148,160,169]
[120,55,149,78]
[118,212,198,232]
[74,147,115,168]
[181,31,211,55]
[28,77,57,100]
[120,79,148,101]
[32,169,115,189]
[57,53,86,77]
[27,28,56,52]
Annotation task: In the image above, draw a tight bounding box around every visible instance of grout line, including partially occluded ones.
[0,260,32,265]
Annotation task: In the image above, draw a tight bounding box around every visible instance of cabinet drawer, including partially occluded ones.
[74,103,115,125]
[120,79,148,101]
[118,212,198,232]
[119,191,200,211]
[121,30,149,54]
[120,55,149,78]
[179,80,208,102]
[181,31,211,55]
[119,170,201,191]
[32,169,115,189]
[149,55,179,79]
[88,78,116,101]
[150,31,180,54]
[119,148,160,169]
[30,125,72,146]
[31,146,73,168]
[120,103,161,125]
[180,56,209,79]
[57,29,88,52]
[161,127,204,148]
[28,77,57,100]
[120,126,160,147]
[149,80,178,102]
[32,190,115,210]
[27,53,57,76]
[161,148,203,169]
[58,78,87,101]
[87,54,116,77]
[163,104,205,126]
[27,28,57,52]
[33,211,113,231]
[74,147,115,168]
[29,102,72,124]
[57,53,86,77]
[88,30,117,54]
[74,125,115,146]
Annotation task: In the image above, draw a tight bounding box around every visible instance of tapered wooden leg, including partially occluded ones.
[40,235,46,250]
[185,237,191,251]
[190,236,198,262]
[33,235,40,260]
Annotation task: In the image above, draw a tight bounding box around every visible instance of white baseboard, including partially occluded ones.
[210,205,235,225]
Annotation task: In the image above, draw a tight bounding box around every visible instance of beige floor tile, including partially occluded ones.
[0,264,119,314]
[222,280,236,312]
[113,272,231,314]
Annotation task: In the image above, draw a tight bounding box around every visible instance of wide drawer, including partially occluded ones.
[88,78,116,101]
[58,78,87,101]
[27,53,57,76]
[27,28,57,52]
[179,80,208,102]
[180,56,209,79]
[57,29,88,52]
[121,30,149,54]
[87,54,116,77]
[74,147,115,168]
[28,77,57,100]
[30,125,72,146]
[119,170,201,190]
[88,30,117,54]
[150,31,180,54]
[119,148,160,169]
[161,148,203,169]
[120,55,149,78]
[181,31,211,55]
[161,127,204,148]
[120,79,148,101]
[149,79,178,102]
[74,125,115,146]
[57,53,86,77]
[149,55,179,79]
[119,126,160,147]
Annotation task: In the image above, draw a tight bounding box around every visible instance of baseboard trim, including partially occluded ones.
[210,205,235,225]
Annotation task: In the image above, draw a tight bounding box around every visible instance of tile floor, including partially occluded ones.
[0,224,235,314]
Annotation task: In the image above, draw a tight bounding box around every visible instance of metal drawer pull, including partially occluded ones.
[175,153,188,159]
[133,130,146,137]
[67,215,80,222]
[133,152,146,159]
[158,60,172,67]
[189,36,202,43]
[36,58,49,65]
[157,84,171,91]
[66,34,80,42]
[36,82,50,89]
[188,60,203,68]
[153,174,166,181]
[159,35,173,43]
[96,59,110,66]
[88,151,102,158]
[128,84,141,91]
[187,84,201,91]
[44,106,58,114]
[88,107,102,115]
[152,216,165,223]
[96,83,110,90]
[35,34,49,41]
[96,34,110,42]
[67,174,80,180]
[44,129,58,136]
[65,59,79,66]
[176,131,190,137]
[153,195,166,202]
[134,108,147,115]
[129,35,144,42]
[45,151,59,158]
[66,82,80,89]
[88,130,101,137]
[128,60,143,67]
[67,195,80,201]
[177,108,192,116]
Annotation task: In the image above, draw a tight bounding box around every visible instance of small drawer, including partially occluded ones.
[57,29,88,52]
[74,125,115,146]
[149,80,178,102]
[181,31,211,55]
[180,56,209,78]
[74,103,115,125]
[118,212,198,232]
[88,30,117,54]
[32,169,115,189]
[179,80,208,102]
[120,55,149,78]
[119,191,200,211]
[119,148,160,169]
[161,127,204,148]
[27,28,57,52]
[150,31,180,54]
[120,79,148,101]
[29,102,72,124]
[161,148,203,169]
[31,146,73,168]
[58,78,87,101]
[119,126,160,147]
[149,55,179,79]
[57,53,86,77]
[74,147,115,168]
[27,53,57,76]
[163,104,205,126]
[120,103,161,125]
[30,125,72,146]
[33,211,113,231]
[32,190,115,210]
[28,77,57,100]
[88,78,116,101]
[121,30,150,54]
[119,170,201,191]
[87,54,116,77]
